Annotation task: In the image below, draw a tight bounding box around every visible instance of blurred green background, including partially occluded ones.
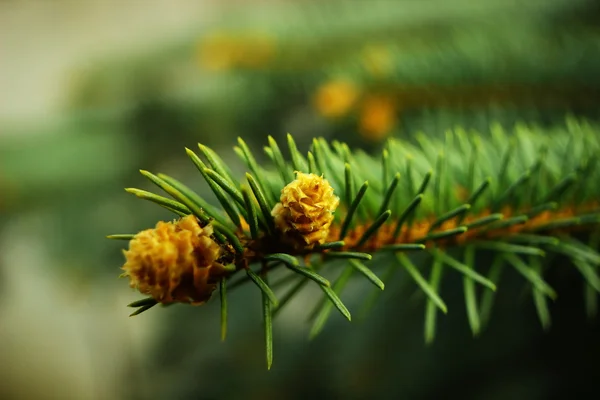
[1,0,600,399]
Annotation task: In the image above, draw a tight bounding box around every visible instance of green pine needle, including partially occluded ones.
[287,133,307,172]
[325,251,372,261]
[416,170,433,195]
[462,246,481,336]
[316,241,346,250]
[530,257,552,331]
[479,256,505,329]
[573,259,600,293]
[185,149,242,228]
[261,274,274,370]
[265,254,331,287]
[429,204,471,232]
[382,149,390,188]
[339,181,369,240]
[213,222,244,255]
[264,253,299,266]
[307,151,317,174]
[405,157,415,196]
[241,186,260,239]
[204,168,245,208]
[542,173,578,203]
[467,178,492,208]
[465,214,504,230]
[125,188,190,216]
[311,138,327,177]
[484,215,528,231]
[424,255,445,344]
[318,138,345,191]
[472,241,545,257]
[549,241,600,265]
[381,243,426,252]
[585,283,598,320]
[309,265,354,339]
[236,137,276,206]
[287,265,331,287]
[127,297,157,308]
[433,152,444,214]
[496,140,514,192]
[355,210,392,248]
[246,173,276,233]
[140,169,211,224]
[220,279,228,341]
[417,227,468,243]
[377,173,401,216]
[198,144,237,187]
[349,259,384,290]
[247,269,279,307]
[533,217,581,232]
[344,163,355,209]
[321,285,352,321]
[157,173,229,227]
[392,194,424,239]
[107,234,136,240]
[504,253,557,299]
[268,135,294,183]
[397,253,448,314]
[526,202,558,218]
[505,234,560,246]
[435,250,497,291]
[129,303,157,317]
[493,169,531,211]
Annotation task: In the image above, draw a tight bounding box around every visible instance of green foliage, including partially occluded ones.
[115,117,600,368]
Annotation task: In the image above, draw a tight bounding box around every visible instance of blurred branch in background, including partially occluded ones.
[60,0,600,149]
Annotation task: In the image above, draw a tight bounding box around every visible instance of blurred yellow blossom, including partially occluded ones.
[313,79,359,118]
[358,95,397,142]
[197,31,276,72]
[197,32,237,71]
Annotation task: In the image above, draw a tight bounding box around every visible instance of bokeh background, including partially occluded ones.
[1,0,600,399]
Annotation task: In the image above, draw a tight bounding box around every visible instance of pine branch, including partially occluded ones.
[111,117,600,368]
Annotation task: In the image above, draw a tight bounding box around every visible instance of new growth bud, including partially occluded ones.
[272,172,340,250]
[121,215,229,305]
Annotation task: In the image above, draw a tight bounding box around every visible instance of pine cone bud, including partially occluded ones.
[121,214,228,305]
[272,172,340,250]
